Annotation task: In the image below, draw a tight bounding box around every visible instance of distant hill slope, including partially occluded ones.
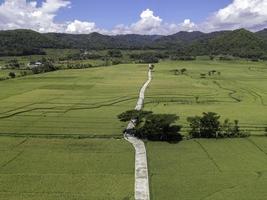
[45,32,162,49]
[0,29,59,56]
[187,29,267,58]
[256,29,267,41]
[0,29,267,58]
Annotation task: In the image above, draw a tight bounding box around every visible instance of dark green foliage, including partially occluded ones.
[118,110,152,123]
[171,55,196,61]
[108,50,123,58]
[129,52,160,63]
[174,68,187,75]
[31,58,58,74]
[1,29,267,59]
[119,110,182,142]
[8,72,16,79]
[6,59,20,69]
[136,114,182,141]
[187,112,220,138]
[0,29,52,56]
[187,112,249,138]
[112,59,122,65]
[66,63,93,69]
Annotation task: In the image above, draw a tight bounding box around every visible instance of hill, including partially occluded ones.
[0,29,59,56]
[1,29,267,58]
[187,29,267,58]
[256,29,267,41]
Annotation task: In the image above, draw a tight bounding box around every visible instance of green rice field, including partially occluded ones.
[0,64,147,136]
[147,137,267,200]
[0,137,134,200]
[145,60,267,135]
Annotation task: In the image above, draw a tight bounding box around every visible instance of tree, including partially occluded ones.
[181,68,187,74]
[188,112,248,138]
[108,49,122,58]
[8,72,16,78]
[187,116,201,138]
[118,110,152,124]
[136,114,182,141]
[200,112,221,138]
[118,111,182,142]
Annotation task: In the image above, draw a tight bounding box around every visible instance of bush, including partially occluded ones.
[8,72,16,78]
[171,56,196,61]
[112,59,121,65]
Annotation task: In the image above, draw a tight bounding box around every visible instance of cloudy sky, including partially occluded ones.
[0,0,267,35]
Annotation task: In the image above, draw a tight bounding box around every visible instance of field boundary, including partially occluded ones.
[0,133,123,139]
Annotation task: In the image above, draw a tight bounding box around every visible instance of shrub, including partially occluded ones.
[8,72,16,78]
[112,59,121,65]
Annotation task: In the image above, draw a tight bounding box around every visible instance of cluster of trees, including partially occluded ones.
[61,52,103,61]
[170,55,196,61]
[5,59,21,69]
[118,110,182,142]
[65,63,93,69]
[0,71,29,81]
[107,50,123,58]
[173,68,187,75]
[0,30,52,56]
[129,52,161,63]
[8,72,16,78]
[187,112,249,138]
[1,29,267,59]
[30,58,58,74]
[118,111,250,142]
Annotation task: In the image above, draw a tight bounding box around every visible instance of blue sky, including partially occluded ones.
[52,0,232,29]
[0,0,266,34]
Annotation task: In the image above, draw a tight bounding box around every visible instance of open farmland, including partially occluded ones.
[147,137,267,200]
[0,137,134,200]
[145,60,267,135]
[0,64,147,136]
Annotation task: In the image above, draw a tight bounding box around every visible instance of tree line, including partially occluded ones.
[118,110,249,142]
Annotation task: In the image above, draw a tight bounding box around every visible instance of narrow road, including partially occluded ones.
[124,67,152,200]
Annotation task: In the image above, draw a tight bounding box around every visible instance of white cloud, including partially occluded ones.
[66,20,97,34]
[111,9,196,35]
[1,1,267,35]
[0,0,99,33]
[181,19,196,32]
[203,0,267,31]
[131,9,163,34]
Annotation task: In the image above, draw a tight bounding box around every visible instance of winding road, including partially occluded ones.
[124,67,152,200]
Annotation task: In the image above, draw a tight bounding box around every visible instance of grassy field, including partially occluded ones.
[0,69,31,79]
[0,137,134,200]
[147,137,267,200]
[0,64,147,136]
[1,59,267,200]
[145,60,267,135]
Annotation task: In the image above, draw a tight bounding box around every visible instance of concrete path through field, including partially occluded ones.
[124,67,152,200]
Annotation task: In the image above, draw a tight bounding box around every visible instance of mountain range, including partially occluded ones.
[0,28,267,58]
